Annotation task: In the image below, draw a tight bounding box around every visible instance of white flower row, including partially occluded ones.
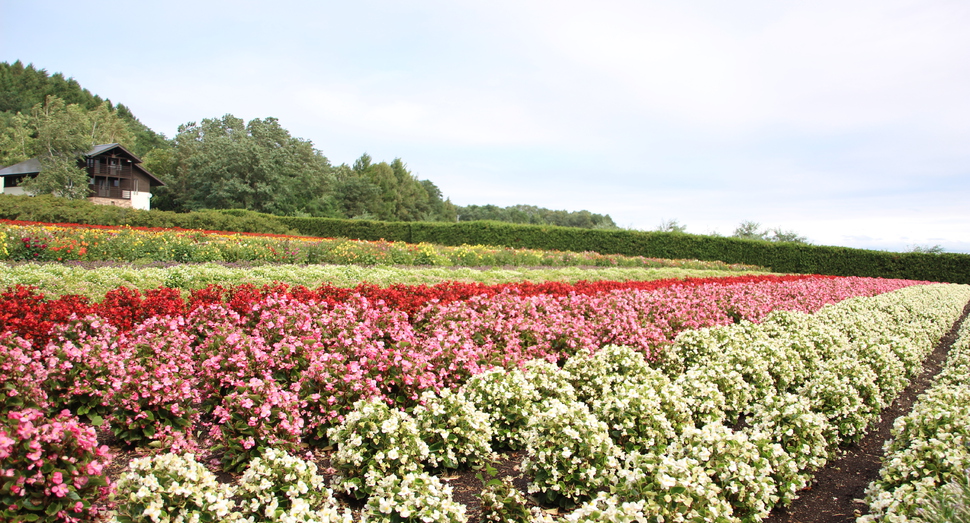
[860,310,970,522]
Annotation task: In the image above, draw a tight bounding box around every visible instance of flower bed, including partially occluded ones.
[1,271,959,522]
[860,310,970,522]
[0,219,760,270]
[81,282,970,522]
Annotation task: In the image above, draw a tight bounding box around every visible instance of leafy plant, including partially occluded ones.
[0,409,112,523]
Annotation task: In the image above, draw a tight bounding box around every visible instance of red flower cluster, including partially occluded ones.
[0,275,834,344]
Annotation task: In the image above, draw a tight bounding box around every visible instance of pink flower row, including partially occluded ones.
[1,277,921,452]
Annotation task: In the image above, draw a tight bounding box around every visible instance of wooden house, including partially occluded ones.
[0,143,165,210]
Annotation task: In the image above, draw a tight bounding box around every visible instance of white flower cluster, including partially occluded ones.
[412,388,494,471]
[327,398,429,498]
[860,314,970,522]
[558,283,970,521]
[111,450,353,523]
[563,492,647,523]
[362,472,467,523]
[613,450,735,522]
[522,399,621,506]
[460,367,542,450]
[112,453,237,523]
[480,476,556,523]
[236,448,353,523]
[562,344,654,404]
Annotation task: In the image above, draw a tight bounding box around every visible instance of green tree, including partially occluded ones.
[20,96,92,198]
[733,221,807,243]
[656,218,687,233]
[733,220,766,240]
[169,114,335,215]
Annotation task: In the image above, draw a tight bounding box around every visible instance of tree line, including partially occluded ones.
[0,61,617,227]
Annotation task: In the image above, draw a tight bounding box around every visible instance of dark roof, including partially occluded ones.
[0,157,42,176]
[0,144,165,187]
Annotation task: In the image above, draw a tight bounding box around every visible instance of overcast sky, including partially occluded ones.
[3,0,969,252]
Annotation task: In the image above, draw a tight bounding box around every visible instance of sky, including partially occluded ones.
[2,0,969,253]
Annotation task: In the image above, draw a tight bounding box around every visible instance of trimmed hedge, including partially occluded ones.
[2,195,967,283]
[275,216,970,284]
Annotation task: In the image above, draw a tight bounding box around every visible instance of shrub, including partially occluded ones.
[362,473,467,523]
[522,399,620,508]
[0,409,112,523]
[613,451,737,522]
[212,377,305,472]
[111,452,236,523]
[236,447,353,523]
[327,398,429,499]
[411,389,494,472]
[460,368,540,451]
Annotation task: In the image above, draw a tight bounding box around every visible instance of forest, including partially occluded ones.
[0,61,615,228]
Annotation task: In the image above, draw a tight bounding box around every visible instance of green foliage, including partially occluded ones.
[0,60,168,156]
[456,203,616,229]
[3,193,969,282]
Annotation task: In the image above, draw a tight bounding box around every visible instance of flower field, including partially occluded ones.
[1,226,969,522]
[0,219,758,271]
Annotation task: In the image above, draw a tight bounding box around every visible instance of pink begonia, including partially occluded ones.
[51,471,63,484]
[51,483,69,497]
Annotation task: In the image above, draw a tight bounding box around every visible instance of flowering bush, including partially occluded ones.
[522,399,621,508]
[670,423,781,523]
[327,398,429,499]
[460,367,541,451]
[236,447,353,523]
[362,473,467,523]
[588,378,677,453]
[212,377,305,472]
[861,320,970,522]
[412,388,494,471]
[521,358,577,404]
[613,450,737,523]
[479,474,555,523]
[747,392,830,504]
[0,333,48,412]
[111,452,236,523]
[562,344,655,404]
[0,409,112,523]
[564,492,648,523]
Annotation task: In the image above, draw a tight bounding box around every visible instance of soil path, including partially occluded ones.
[764,298,970,523]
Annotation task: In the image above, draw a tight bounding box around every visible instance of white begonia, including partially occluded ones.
[862,309,970,522]
[112,453,241,523]
[412,388,494,471]
[522,399,620,506]
[460,367,542,450]
[236,447,352,523]
[362,473,467,523]
[328,398,429,498]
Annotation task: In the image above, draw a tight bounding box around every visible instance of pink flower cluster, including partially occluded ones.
[0,409,112,522]
[1,276,920,454]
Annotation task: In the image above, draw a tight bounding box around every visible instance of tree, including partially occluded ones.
[20,96,92,198]
[909,244,945,254]
[732,220,766,240]
[170,114,335,215]
[656,218,687,233]
[765,228,807,243]
[732,221,808,243]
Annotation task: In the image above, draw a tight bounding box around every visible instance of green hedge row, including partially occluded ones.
[2,195,967,283]
[274,216,970,284]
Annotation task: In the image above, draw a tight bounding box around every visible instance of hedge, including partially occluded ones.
[1,195,967,284]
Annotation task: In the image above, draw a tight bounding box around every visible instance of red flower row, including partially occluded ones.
[0,275,835,345]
